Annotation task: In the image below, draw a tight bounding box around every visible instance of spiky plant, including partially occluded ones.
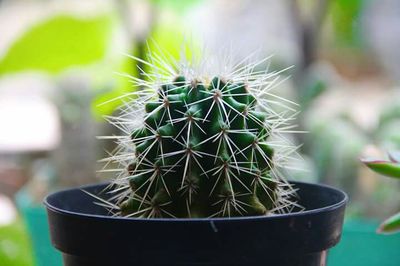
[99,49,300,218]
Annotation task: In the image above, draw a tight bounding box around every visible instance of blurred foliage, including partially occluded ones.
[140,20,201,77]
[0,12,140,118]
[307,87,400,220]
[93,12,190,117]
[300,68,328,109]
[380,105,400,128]
[363,158,400,179]
[362,152,400,233]
[379,212,400,234]
[0,2,211,118]
[301,79,327,108]
[310,117,368,183]
[0,15,112,75]
[378,100,400,150]
[91,55,136,118]
[0,220,34,266]
[377,94,400,150]
[377,121,400,151]
[152,0,202,10]
[0,6,203,117]
[330,0,364,47]
[146,23,189,67]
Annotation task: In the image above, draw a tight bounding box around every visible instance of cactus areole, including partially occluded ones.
[44,51,347,266]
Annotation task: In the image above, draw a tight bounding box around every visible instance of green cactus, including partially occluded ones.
[101,52,299,218]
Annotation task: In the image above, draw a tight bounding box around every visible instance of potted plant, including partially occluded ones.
[44,51,347,265]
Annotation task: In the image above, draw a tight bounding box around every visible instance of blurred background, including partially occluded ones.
[0,0,399,265]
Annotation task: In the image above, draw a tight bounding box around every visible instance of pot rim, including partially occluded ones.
[44,180,348,222]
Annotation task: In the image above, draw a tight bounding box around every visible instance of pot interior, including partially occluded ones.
[45,181,347,219]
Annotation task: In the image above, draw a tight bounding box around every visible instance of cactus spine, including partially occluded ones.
[101,51,299,218]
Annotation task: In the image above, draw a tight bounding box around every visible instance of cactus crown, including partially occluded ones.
[100,50,300,218]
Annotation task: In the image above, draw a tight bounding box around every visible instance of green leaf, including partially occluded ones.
[378,212,400,234]
[0,14,112,75]
[361,158,400,178]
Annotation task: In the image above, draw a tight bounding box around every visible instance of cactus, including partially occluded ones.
[100,51,299,218]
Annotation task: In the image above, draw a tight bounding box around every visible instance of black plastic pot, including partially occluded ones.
[44,181,347,266]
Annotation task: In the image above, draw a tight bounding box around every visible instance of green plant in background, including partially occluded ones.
[151,0,202,10]
[377,95,400,151]
[362,151,400,234]
[0,12,129,266]
[306,86,400,219]
[0,15,112,74]
[0,13,136,118]
[99,51,300,218]
[0,220,34,266]
[330,0,364,48]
